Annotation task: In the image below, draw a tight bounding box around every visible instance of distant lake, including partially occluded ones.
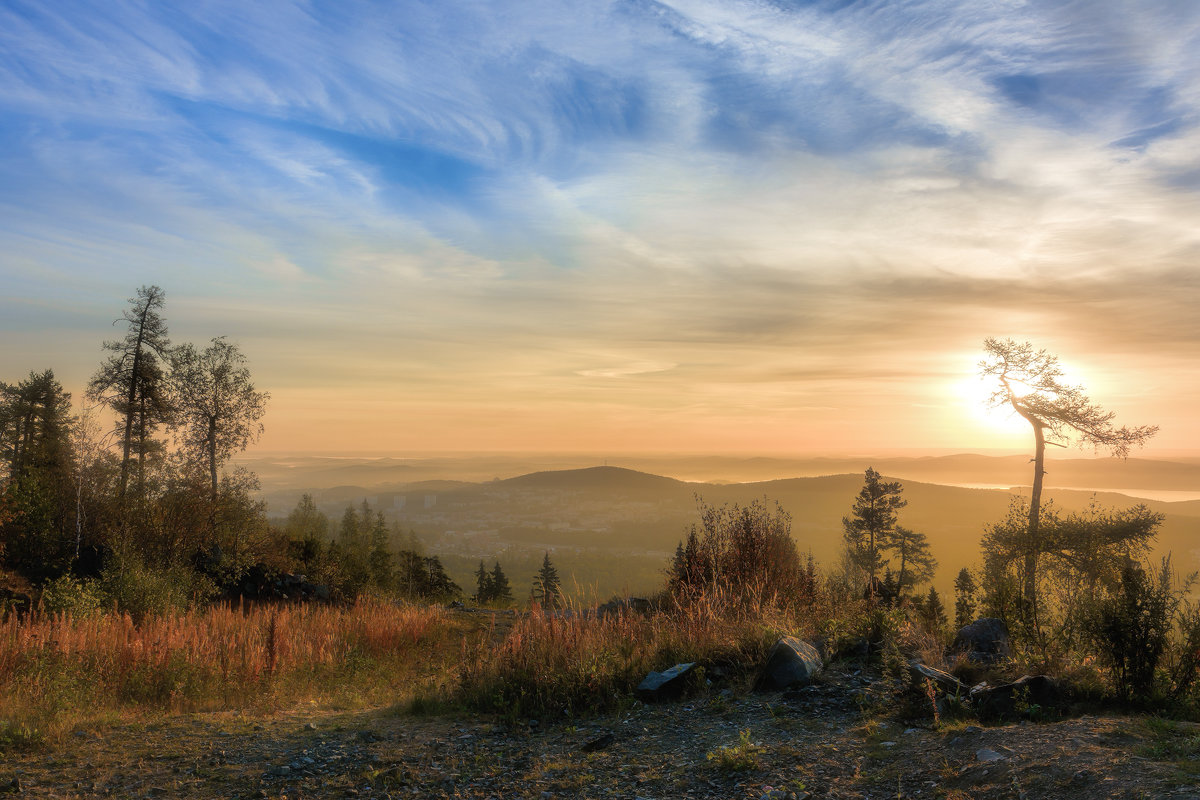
[947,484,1200,504]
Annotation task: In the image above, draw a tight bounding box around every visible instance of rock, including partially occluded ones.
[757,636,823,690]
[908,661,967,697]
[597,597,654,617]
[970,675,1066,721]
[579,732,615,752]
[951,618,1012,664]
[976,748,1005,762]
[635,662,698,702]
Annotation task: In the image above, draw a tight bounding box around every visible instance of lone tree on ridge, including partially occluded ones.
[978,338,1157,615]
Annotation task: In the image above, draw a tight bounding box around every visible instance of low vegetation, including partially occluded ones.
[0,600,456,751]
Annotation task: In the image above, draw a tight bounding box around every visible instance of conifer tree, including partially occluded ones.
[368,510,392,589]
[532,551,562,609]
[474,559,493,604]
[892,525,937,597]
[842,467,906,599]
[921,586,948,631]
[979,338,1157,615]
[953,567,978,630]
[87,285,171,504]
[490,560,513,604]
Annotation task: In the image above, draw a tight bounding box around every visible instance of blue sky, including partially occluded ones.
[2,0,1198,454]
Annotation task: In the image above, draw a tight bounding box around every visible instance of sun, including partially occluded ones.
[947,361,1032,447]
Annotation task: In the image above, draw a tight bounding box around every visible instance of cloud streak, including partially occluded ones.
[1,0,1197,453]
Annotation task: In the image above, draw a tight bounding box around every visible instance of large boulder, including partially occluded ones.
[757,636,823,691]
[951,618,1012,664]
[636,662,698,702]
[970,675,1066,721]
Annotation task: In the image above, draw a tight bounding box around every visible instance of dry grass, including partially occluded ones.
[451,589,813,720]
[0,599,457,751]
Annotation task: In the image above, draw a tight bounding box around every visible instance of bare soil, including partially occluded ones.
[4,665,1199,800]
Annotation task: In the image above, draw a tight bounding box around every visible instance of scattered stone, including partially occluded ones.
[952,618,1012,664]
[976,748,1006,763]
[579,732,616,752]
[635,662,698,702]
[757,636,823,691]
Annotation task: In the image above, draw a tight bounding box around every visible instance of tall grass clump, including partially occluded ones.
[0,599,455,748]
[453,585,807,721]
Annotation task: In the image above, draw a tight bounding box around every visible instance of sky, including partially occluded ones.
[2,0,1198,456]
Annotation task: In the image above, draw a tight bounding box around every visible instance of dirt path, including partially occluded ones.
[3,666,1199,799]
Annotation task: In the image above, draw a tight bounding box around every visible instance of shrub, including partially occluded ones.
[667,498,816,610]
[98,554,215,621]
[1086,559,1176,704]
[39,575,104,617]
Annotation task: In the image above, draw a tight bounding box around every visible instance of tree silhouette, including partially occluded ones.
[532,551,562,609]
[842,468,906,599]
[953,567,978,629]
[489,561,513,604]
[891,525,936,597]
[979,338,1157,616]
[169,337,268,518]
[87,286,171,504]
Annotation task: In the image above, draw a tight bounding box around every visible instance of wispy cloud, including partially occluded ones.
[1,0,1197,452]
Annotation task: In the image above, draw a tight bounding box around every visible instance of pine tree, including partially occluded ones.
[892,525,937,597]
[285,493,328,571]
[368,510,392,590]
[921,586,948,631]
[532,551,562,609]
[490,561,513,604]
[474,559,493,604]
[953,567,978,630]
[86,285,171,504]
[421,555,460,601]
[842,467,906,599]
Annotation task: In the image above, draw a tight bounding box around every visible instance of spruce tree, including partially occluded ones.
[532,551,562,609]
[953,567,978,630]
[842,467,906,599]
[474,559,493,604]
[921,586,948,631]
[86,285,171,504]
[490,561,513,604]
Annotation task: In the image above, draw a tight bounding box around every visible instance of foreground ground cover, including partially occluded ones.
[2,664,1199,799]
[6,598,1200,798]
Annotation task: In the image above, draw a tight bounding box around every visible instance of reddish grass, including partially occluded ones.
[0,600,456,748]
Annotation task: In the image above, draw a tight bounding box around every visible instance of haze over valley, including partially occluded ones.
[252,452,1200,601]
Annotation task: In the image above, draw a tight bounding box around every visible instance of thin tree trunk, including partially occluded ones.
[208,417,218,541]
[1024,422,1046,612]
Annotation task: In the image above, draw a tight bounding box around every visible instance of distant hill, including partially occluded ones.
[256,457,1200,600]
[498,466,688,495]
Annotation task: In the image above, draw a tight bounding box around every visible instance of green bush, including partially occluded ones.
[39,575,104,616]
[1087,559,1175,704]
[99,555,216,621]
